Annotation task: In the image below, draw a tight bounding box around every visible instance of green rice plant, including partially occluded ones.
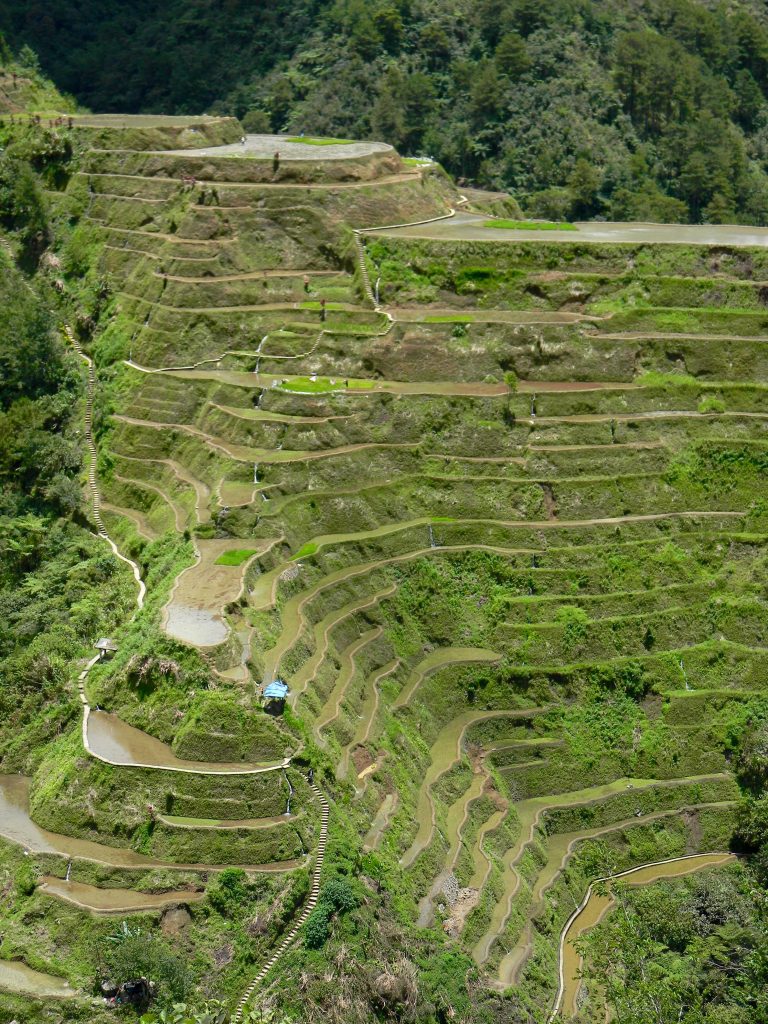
[482,219,577,230]
[214,549,258,566]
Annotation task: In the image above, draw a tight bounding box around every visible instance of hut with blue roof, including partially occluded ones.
[263,679,289,710]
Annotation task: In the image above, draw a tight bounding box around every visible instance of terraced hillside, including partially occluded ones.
[3,121,768,1024]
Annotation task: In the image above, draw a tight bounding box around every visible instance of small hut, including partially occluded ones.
[263,680,289,712]
[95,638,118,660]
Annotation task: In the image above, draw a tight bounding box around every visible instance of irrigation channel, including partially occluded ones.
[43,326,331,1015]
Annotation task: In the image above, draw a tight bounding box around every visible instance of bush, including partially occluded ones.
[304,905,331,948]
[102,931,192,1001]
[207,867,250,917]
[322,876,358,913]
[242,110,271,132]
[303,877,360,948]
[14,860,36,897]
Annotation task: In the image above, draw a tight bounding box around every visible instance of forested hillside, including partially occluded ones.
[4,0,768,223]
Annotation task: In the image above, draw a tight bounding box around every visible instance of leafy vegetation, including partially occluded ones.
[6,2,768,221]
[214,549,259,566]
[1,33,768,1024]
[580,867,768,1023]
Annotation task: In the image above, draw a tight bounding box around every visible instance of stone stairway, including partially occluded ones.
[353,231,376,308]
[233,777,330,1022]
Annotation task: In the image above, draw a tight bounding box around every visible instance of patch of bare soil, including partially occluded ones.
[352,745,375,776]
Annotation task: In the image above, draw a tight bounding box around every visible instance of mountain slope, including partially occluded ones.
[3,0,768,223]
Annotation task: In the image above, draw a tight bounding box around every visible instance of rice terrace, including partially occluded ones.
[1,14,768,1024]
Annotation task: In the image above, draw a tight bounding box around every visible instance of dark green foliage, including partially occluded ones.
[304,904,332,948]
[14,860,36,897]
[738,722,768,793]
[580,867,768,1022]
[206,868,250,917]
[303,876,360,947]
[322,876,359,913]
[100,929,193,1003]
[0,0,328,115]
[0,260,60,408]
[6,0,768,221]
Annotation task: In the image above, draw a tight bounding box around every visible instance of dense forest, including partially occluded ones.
[0,117,133,769]
[3,0,768,223]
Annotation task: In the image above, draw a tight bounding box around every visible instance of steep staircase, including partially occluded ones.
[353,231,376,308]
[233,778,330,1021]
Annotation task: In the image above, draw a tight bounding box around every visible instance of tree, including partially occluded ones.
[371,75,405,148]
[495,32,531,79]
[568,157,601,218]
[508,0,546,38]
[268,77,294,132]
[703,192,736,225]
[418,23,452,66]
[614,32,697,138]
[733,69,764,130]
[373,6,404,53]
[241,109,270,132]
[470,62,503,126]
[678,151,710,221]
[736,795,768,851]
[16,44,41,74]
[400,72,437,151]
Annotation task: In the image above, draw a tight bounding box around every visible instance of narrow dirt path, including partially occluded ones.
[63,325,331,1017]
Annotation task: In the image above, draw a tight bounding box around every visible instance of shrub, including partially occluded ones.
[207,868,249,917]
[322,876,358,913]
[304,905,331,948]
[102,931,193,1001]
[303,877,360,949]
[698,396,726,414]
[14,861,36,897]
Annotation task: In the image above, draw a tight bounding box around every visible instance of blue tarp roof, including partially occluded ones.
[264,680,289,699]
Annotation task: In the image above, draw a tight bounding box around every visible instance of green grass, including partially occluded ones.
[286,136,356,146]
[482,219,577,230]
[214,549,259,566]
[293,542,319,559]
[278,377,375,393]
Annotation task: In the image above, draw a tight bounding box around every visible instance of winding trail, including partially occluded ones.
[65,326,146,608]
[62,324,331,1016]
